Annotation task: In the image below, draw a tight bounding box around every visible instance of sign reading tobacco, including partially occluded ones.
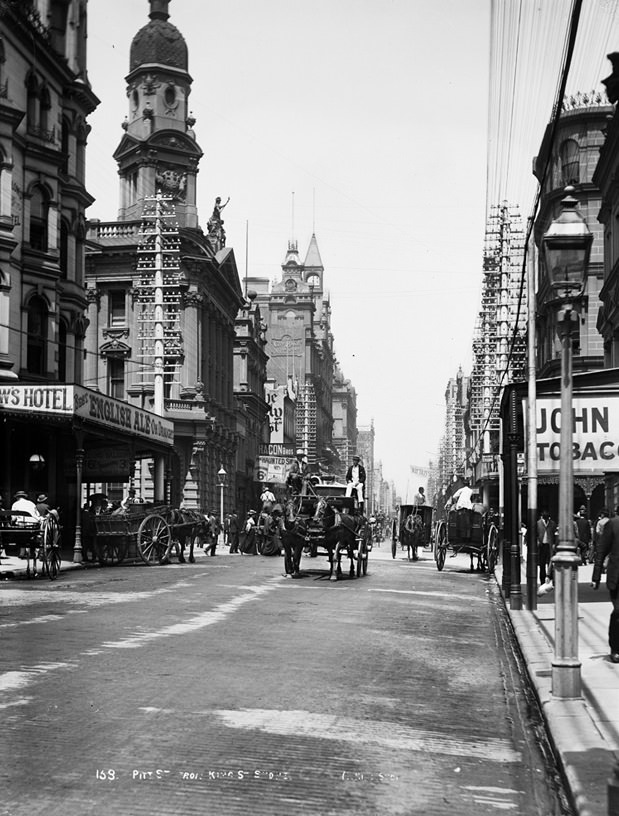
[535,395,619,473]
[0,384,175,447]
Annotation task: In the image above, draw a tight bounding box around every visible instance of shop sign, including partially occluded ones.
[259,443,295,457]
[0,384,174,447]
[84,448,132,481]
[255,454,295,484]
[535,394,619,473]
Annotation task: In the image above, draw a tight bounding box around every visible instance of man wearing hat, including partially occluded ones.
[36,494,51,517]
[11,490,39,522]
[345,455,366,512]
[286,449,308,495]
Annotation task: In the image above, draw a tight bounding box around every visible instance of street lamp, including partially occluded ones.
[217,465,226,547]
[542,187,592,699]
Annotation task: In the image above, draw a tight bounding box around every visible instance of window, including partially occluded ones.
[560,139,580,186]
[108,357,125,399]
[29,186,49,251]
[27,296,48,375]
[58,319,67,381]
[109,290,126,326]
[60,119,70,175]
[59,220,68,277]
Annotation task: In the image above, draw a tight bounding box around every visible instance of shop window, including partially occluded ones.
[108,357,125,399]
[560,139,580,186]
[109,290,126,326]
[27,296,48,375]
[29,186,49,251]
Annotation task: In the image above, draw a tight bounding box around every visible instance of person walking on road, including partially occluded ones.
[228,511,240,553]
[592,509,619,663]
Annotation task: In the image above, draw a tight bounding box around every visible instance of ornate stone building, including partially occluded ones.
[247,233,339,470]
[84,0,247,512]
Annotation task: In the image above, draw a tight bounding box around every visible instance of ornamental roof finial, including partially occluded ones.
[149,0,170,21]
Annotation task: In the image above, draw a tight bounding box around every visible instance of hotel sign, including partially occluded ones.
[0,384,175,447]
[535,394,619,473]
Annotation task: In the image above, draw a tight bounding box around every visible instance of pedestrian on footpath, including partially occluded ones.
[537,510,557,595]
[593,507,610,568]
[592,508,619,663]
[228,511,240,553]
[574,507,591,565]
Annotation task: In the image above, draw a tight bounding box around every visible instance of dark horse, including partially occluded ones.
[330,506,365,581]
[168,508,209,563]
[280,497,308,577]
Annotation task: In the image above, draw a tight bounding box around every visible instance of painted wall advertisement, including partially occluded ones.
[255,444,295,484]
[535,394,619,473]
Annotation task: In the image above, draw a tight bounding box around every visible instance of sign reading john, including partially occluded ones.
[535,395,619,473]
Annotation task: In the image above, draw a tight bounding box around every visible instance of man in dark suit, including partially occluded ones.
[592,508,619,663]
[345,455,366,513]
[536,510,557,591]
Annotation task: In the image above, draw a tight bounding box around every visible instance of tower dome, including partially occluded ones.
[129,1,188,72]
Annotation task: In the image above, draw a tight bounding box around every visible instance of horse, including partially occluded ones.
[280,496,308,577]
[168,508,209,563]
[404,512,423,561]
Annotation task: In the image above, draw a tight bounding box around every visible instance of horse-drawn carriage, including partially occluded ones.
[282,478,371,581]
[0,509,62,579]
[434,502,499,573]
[391,504,433,561]
[83,503,206,566]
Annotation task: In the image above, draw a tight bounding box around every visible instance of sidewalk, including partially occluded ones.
[499,559,619,816]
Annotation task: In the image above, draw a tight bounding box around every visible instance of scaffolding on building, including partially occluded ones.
[469,202,526,464]
[296,381,317,464]
[135,194,184,410]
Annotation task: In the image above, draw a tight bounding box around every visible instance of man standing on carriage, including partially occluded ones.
[345,455,366,514]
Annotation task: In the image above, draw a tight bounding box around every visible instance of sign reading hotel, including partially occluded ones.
[536,395,619,473]
[0,384,175,447]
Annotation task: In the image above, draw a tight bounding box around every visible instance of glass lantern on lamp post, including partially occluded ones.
[542,187,592,699]
[217,465,226,547]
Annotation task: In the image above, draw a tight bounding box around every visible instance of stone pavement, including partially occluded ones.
[498,559,619,816]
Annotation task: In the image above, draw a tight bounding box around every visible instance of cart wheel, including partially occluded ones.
[435,522,447,571]
[137,514,172,565]
[42,515,62,580]
[486,524,499,573]
[391,520,397,559]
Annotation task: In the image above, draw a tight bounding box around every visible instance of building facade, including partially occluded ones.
[84,0,247,513]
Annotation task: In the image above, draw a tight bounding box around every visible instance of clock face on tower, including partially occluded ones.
[306,274,320,288]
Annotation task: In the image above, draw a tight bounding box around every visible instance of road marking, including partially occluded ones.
[369,588,487,603]
[214,708,521,763]
[98,581,280,650]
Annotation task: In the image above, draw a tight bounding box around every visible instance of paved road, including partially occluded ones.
[1,544,573,816]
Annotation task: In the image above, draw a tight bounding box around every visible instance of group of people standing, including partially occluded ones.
[535,505,619,663]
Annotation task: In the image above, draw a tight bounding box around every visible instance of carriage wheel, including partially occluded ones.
[435,522,447,571]
[41,515,62,580]
[486,524,499,574]
[391,520,398,559]
[137,514,172,565]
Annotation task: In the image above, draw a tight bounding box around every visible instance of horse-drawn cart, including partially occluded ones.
[283,479,371,580]
[84,504,205,566]
[434,505,499,573]
[391,504,433,561]
[0,509,62,579]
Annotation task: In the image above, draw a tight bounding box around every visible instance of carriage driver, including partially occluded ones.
[345,455,366,513]
[286,449,308,495]
[452,478,474,539]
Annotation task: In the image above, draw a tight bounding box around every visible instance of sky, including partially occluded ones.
[83,0,618,501]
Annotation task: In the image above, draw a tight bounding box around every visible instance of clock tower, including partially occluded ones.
[114,0,202,227]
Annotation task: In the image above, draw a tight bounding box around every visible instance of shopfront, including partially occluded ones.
[0,383,176,558]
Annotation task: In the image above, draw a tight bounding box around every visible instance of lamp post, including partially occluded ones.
[217,465,226,547]
[542,187,592,699]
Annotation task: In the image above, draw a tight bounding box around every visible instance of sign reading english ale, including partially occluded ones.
[535,394,619,473]
[0,384,174,447]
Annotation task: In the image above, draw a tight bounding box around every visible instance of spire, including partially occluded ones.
[304,233,323,270]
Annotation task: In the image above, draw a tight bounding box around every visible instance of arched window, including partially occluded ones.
[29,186,49,251]
[560,139,580,186]
[27,296,48,375]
